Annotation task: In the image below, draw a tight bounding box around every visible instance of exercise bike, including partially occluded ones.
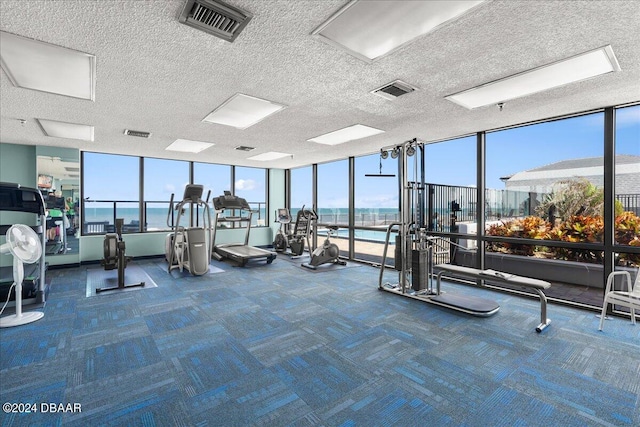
[301,209,346,270]
[97,218,145,293]
[273,207,310,257]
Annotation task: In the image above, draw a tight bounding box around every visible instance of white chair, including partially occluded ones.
[599,267,640,331]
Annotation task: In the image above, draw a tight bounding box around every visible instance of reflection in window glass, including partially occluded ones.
[486,113,604,246]
[614,105,640,249]
[317,160,349,226]
[235,166,267,226]
[83,152,139,233]
[143,158,189,231]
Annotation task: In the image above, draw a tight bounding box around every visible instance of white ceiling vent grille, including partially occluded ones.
[371,80,418,101]
[124,129,151,138]
[179,0,253,42]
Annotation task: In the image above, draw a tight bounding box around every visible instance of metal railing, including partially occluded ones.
[82,199,266,234]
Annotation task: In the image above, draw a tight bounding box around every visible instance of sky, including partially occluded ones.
[84,106,639,210]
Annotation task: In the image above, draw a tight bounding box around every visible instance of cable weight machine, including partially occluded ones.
[377,138,499,317]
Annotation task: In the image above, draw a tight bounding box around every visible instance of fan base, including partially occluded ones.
[0,311,44,328]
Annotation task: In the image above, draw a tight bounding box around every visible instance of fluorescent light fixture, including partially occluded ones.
[247,152,292,161]
[445,45,622,109]
[0,31,96,101]
[166,139,214,153]
[202,93,286,129]
[308,124,385,145]
[36,119,94,142]
[312,0,485,62]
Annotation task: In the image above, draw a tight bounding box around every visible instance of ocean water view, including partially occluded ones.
[83,206,407,232]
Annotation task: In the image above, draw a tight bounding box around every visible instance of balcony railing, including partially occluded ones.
[82,199,266,234]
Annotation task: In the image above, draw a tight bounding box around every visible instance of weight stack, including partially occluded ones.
[411,249,430,291]
[394,235,402,271]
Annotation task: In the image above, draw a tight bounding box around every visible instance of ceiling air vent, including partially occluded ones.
[179,0,253,43]
[371,80,418,101]
[235,146,255,151]
[124,129,151,138]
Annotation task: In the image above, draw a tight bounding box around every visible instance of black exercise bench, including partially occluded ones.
[435,264,552,333]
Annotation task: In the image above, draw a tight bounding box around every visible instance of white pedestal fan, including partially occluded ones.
[0,224,44,327]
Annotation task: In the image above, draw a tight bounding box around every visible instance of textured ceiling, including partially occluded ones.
[1,0,639,169]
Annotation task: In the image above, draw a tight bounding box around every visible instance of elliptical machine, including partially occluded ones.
[166,184,212,276]
[301,208,347,270]
[273,207,310,257]
[97,218,145,293]
[273,208,292,253]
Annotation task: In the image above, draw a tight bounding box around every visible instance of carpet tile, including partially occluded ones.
[1,257,638,426]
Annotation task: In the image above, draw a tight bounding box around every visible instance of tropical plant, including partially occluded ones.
[550,215,604,263]
[616,211,640,265]
[486,216,550,256]
[535,178,613,221]
[486,211,640,267]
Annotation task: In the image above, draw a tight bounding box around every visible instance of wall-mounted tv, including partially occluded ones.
[37,174,53,189]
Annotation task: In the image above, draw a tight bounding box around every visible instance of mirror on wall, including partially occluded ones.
[36,147,80,259]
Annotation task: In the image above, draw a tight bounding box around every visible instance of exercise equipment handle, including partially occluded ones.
[166,193,175,228]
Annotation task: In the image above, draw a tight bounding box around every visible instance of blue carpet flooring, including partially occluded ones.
[0,257,638,426]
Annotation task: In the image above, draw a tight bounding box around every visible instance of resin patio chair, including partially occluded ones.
[598,267,640,331]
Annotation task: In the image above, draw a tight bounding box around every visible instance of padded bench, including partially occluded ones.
[435,264,552,333]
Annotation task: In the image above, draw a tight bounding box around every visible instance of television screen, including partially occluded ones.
[37,174,53,189]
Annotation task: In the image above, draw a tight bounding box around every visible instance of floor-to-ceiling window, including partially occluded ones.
[143,158,190,231]
[353,152,398,263]
[613,104,640,313]
[82,152,140,233]
[289,166,312,218]
[234,166,267,226]
[193,162,231,200]
[316,159,349,256]
[483,112,605,305]
[424,136,477,264]
[193,162,231,228]
[317,159,349,227]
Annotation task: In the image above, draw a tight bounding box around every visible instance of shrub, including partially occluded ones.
[485,211,640,267]
[535,178,624,221]
[486,216,550,256]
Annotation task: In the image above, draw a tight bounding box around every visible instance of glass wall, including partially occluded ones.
[193,162,231,200]
[353,153,398,263]
[143,158,189,231]
[83,152,140,233]
[82,153,269,234]
[234,166,267,226]
[289,166,312,218]
[614,105,640,255]
[317,159,349,226]
[485,112,605,243]
[425,136,476,234]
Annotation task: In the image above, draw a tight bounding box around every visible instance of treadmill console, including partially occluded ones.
[212,192,251,211]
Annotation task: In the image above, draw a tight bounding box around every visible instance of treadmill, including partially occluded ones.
[211,191,276,266]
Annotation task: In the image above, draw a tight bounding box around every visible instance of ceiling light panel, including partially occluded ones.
[445,45,621,109]
[37,119,94,142]
[0,31,96,100]
[202,93,286,129]
[247,152,292,161]
[312,0,485,62]
[166,139,214,153]
[308,124,385,145]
